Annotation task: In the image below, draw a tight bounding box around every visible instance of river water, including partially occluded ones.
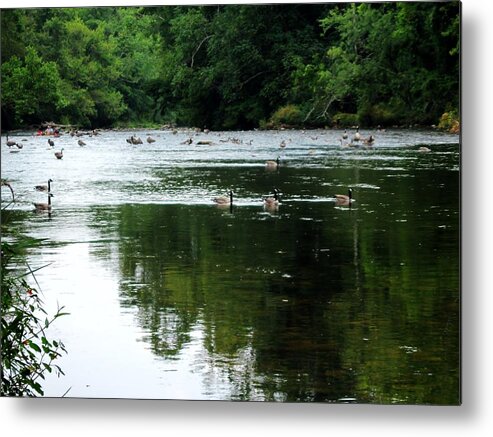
[1,128,460,403]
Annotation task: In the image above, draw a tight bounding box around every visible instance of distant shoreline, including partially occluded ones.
[2,124,458,136]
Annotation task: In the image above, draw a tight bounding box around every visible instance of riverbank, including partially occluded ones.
[2,120,460,137]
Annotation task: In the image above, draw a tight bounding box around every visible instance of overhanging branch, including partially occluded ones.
[190,35,212,68]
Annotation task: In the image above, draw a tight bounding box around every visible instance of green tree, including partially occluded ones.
[104,7,163,124]
[1,46,65,127]
[50,15,126,126]
[0,3,459,130]
[292,2,459,126]
[154,4,328,129]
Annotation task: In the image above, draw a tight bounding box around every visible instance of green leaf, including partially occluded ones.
[28,341,41,353]
[31,381,44,396]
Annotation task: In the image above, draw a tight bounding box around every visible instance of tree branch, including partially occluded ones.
[190,35,212,68]
[238,71,266,90]
[320,96,336,118]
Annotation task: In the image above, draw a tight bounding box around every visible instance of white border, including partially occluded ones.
[1,1,492,436]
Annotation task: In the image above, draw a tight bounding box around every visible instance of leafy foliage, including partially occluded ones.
[438,110,460,133]
[1,3,459,130]
[1,203,68,397]
[1,47,65,126]
[298,2,460,126]
[268,104,304,128]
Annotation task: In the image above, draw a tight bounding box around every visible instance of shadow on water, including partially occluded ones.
[85,165,459,403]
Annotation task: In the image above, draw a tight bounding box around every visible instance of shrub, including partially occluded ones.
[269,104,304,127]
[1,201,68,397]
[438,111,460,133]
[332,112,359,127]
[368,104,397,126]
[357,100,406,127]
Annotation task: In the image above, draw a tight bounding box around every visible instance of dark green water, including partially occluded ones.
[1,128,460,403]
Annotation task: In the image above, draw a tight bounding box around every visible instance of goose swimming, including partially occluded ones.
[35,178,53,192]
[213,191,234,205]
[334,188,354,205]
[263,189,280,208]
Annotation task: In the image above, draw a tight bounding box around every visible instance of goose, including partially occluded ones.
[263,189,280,208]
[342,129,348,140]
[6,133,17,147]
[146,136,156,143]
[16,143,23,149]
[33,193,54,211]
[280,140,286,148]
[48,138,55,148]
[78,139,86,146]
[363,135,375,146]
[181,137,193,145]
[213,191,233,205]
[35,178,53,192]
[54,148,64,159]
[265,156,281,168]
[353,128,361,142]
[132,136,143,145]
[127,136,136,144]
[334,188,353,205]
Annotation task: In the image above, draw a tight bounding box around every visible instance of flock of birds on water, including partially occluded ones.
[2,125,434,213]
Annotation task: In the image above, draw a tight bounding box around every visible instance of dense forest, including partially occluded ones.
[1,2,460,131]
